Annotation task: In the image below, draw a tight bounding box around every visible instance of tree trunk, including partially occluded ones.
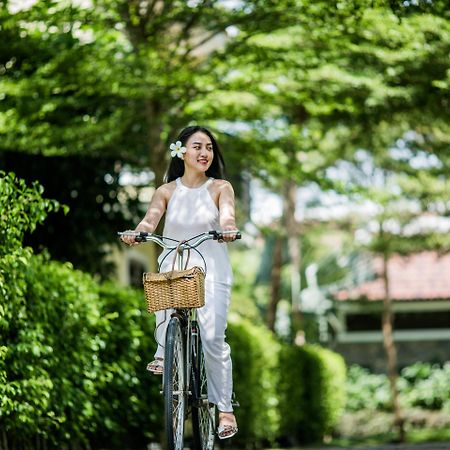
[145,99,167,188]
[381,249,405,442]
[1,430,8,450]
[267,235,283,332]
[283,179,303,340]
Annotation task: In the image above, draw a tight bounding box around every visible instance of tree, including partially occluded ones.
[1,0,448,278]
[1,0,315,181]
[0,0,320,271]
[215,1,449,340]
[333,138,449,441]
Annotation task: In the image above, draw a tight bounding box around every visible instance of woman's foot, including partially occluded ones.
[146,357,163,375]
[217,411,238,439]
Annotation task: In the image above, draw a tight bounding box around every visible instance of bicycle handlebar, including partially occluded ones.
[117,230,241,252]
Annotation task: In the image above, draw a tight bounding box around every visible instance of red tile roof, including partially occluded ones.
[335,251,450,301]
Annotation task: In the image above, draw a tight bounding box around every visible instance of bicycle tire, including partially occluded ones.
[192,333,216,450]
[164,316,186,450]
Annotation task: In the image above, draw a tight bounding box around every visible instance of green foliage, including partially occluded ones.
[346,363,450,413]
[2,0,449,287]
[229,246,268,323]
[0,172,66,442]
[227,316,280,447]
[205,2,450,188]
[0,172,57,444]
[4,0,447,185]
[0,171,163,448]
[0,152,144,277]
[1,250,101,446]
[278,344,346,444]
[1,252,163,449]
[345,365,392,412]
[336,409,450,445]
[0,171,63,255]
[0,0,319,186]
[401,363,450,411]
[93,283,163,448]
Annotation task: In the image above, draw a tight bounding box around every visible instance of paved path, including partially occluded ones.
[300,442,450,450]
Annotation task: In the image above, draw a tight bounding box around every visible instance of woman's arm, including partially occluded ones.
[136,185,168,233]
[218,181,237,242]
[121,185,169,245]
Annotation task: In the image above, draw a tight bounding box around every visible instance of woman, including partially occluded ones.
[121,125,238,439]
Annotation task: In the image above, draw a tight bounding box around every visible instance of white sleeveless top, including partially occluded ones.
[157,177,233,284]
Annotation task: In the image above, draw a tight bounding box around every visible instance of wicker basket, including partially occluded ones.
[143,266,205,313]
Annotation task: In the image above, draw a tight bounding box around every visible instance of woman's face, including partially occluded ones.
[183,131,214,173]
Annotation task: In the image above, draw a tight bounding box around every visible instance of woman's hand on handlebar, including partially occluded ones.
[120,230,139,246]
[220,226,239,243]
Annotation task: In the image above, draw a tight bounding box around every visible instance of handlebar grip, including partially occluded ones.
[118,231,149,243]
[211,230,241,240]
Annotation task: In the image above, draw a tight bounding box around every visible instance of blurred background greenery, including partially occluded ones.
[1,0,449,449]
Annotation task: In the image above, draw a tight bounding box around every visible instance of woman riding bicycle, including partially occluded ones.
[121,125,238,440]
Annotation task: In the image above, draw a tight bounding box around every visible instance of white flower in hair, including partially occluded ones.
[170,141,187,159]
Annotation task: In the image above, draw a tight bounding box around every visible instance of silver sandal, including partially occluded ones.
[217,424,238,440]
[146,358,164,375]
[217,413,238,439]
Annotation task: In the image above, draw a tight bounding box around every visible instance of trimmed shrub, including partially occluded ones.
[0,172,163,449]
[1,252,103,448]
[227,315,280,447]
[91,283,163,448]
[1,252,163,450]
[278,344,346,444]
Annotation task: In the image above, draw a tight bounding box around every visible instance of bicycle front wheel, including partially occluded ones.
[164,316,186,450]
[192,336,216,450]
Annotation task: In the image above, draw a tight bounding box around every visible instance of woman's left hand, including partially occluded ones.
[220,226,238,243]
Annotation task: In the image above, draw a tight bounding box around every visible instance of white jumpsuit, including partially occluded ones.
[154,177,234,412]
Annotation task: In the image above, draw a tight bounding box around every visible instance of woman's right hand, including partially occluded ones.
[120,230,138,246]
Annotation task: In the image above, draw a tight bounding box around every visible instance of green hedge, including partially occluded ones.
[227,314,280,447]
[1,172,163,449]
[278,344,346,444]
[1,253,346,449]
[93,283,163,448]
[1,251,163,449]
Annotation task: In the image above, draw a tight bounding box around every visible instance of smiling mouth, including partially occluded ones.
[198,159,209,164]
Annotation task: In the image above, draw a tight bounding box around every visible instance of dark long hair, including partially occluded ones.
[165,126,226,183]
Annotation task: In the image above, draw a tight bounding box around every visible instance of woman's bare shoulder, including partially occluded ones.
[211,179,233,191]
[155,181,176,200]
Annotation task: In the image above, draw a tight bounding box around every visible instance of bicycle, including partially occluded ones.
[118,229,240,450]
